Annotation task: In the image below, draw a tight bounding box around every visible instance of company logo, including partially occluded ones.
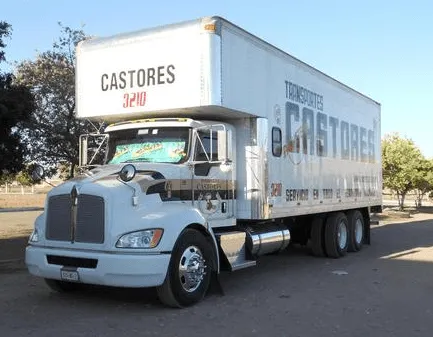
[198,192,222,215]
[100,65,176,109]
[283,80,377,163]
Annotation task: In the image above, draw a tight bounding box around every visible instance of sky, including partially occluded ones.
[2,0,432,157]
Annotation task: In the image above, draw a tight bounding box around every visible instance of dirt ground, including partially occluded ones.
[0,211,42,272]
[0,193,47,271]
[0,193,46,209]
[0,207,425,273]
[1,209,433,336]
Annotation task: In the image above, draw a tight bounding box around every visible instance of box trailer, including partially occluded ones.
[25,16,382,307]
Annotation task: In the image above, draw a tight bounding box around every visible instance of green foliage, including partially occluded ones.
[15,169,33,186]
[0,172,14,185]
[0,21,35,177]
[14,23,99,179]
[412,159,433,207]
[57,161,81,180]
[382,133,424,210]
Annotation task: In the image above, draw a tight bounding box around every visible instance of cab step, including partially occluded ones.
[215,231,256,271]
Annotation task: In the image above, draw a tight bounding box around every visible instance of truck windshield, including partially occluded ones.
[106,127,190,164]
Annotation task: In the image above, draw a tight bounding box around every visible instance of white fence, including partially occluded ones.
[0,183,35,195]
[0,182,58,195]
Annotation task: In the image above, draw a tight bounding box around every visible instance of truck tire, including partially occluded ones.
[157,228,213,308]
[324,213,349,258]
[347,210,364,252]
[310,217,325,257]
[44,279,80,292]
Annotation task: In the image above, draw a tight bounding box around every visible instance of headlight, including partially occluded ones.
[29,213,44,244]
[29,229,40,243]
[116,229,163,248]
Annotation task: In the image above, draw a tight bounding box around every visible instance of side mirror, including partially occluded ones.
[79,135,88,167]
[217,130,230,161]
[31,165,45,182]
[119,164,136,182]
[79,133,107,167]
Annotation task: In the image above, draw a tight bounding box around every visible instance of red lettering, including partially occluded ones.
[139,92,146,106]
[122,91,147,108]
[129,93,136,107]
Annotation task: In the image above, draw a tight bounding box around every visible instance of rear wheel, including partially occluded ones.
[324,213,349,258]
[44,279,81,292]
[157,229,213,308]
[310,217,325,257]
[347,210,364,252]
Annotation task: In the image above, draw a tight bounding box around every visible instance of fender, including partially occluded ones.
[155,204,221,274]
[111,202,221,272]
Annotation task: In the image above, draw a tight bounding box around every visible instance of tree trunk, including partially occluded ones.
[416,192,424,208]
[399,193,406,211]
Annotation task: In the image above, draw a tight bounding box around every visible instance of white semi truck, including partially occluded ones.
[25,16,382,307]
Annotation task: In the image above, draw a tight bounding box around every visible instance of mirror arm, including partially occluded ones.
[87,134,107,165]
[117,164,139,206]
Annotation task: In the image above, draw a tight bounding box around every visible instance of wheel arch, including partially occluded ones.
[150,205,220,274]
[184,223,220,274]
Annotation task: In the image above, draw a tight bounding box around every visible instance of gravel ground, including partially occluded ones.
[1,211,433,336]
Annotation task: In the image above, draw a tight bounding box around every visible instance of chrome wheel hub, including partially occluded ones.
[355,218,363,244]
[178,245,206,292]
[337,221,348,250]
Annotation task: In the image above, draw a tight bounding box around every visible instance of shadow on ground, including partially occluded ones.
[1,216,430,309]
[0,235,29,273]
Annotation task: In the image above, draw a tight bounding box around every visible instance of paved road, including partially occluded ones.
[1,217,433,337]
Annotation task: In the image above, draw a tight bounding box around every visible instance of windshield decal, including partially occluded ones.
[109,141,186,164]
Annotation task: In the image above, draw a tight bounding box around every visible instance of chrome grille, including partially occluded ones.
[46,195,72,241]
[76,195,105,243]
[46,194,105,244]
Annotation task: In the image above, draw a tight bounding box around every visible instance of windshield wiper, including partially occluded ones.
[118,158,152,163]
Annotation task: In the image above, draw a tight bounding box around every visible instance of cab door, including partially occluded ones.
[192,126,234,223]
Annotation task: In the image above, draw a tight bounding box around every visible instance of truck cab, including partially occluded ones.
[26,117,241,306]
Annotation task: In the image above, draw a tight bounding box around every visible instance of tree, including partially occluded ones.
[413,159,433,207]
[14,24,99,179]
[382,133,424,210]
[0,21,10,63]
[0,172,14,185]
[0,21,34,176]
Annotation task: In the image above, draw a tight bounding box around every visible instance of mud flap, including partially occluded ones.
[364,215,371,245]
[208,272,225,296]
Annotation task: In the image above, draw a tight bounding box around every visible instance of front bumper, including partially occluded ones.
[25,245,170,288]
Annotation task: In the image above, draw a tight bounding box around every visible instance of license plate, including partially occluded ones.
[60,269,80,282]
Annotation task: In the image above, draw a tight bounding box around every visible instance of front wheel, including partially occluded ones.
[157,229,213,308]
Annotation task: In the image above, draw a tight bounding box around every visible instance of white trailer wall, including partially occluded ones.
[218,20,381,219]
